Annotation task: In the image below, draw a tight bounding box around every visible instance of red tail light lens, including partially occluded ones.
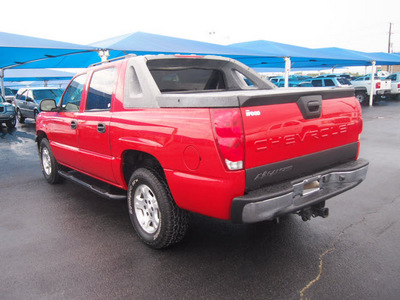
[211,108,244,170]
[376,82,381,89]
[397,83,400,89]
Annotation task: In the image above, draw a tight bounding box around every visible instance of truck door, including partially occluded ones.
[77,67,117,183]
[49,74,87,169]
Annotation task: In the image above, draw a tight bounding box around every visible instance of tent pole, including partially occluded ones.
[284,57,291,88]
[0,69,5,98]
[369,61,376,107]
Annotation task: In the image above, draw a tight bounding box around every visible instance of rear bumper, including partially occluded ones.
[376,89,391,95]
[231,158,369,223]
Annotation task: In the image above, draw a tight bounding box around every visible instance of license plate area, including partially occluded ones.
[293,176,321,197]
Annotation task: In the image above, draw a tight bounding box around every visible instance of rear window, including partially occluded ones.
[337,78,351,85]
[150,68,226,93]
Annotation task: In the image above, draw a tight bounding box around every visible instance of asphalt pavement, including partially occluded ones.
[1,100,400,300]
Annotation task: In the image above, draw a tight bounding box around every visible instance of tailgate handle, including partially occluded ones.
[297,95,322,119]
[307,100,320,112]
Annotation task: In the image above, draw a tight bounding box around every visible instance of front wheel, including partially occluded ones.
[127,168,189,249]
[39,138,62,184]
[6,116,16,128]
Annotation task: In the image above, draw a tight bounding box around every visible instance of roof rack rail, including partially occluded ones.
[90,53,137,67]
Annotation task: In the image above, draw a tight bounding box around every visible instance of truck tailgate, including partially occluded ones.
[380,79,391,90]
[238,88,362,191]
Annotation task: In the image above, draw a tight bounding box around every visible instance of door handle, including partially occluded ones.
[71,120,77,129]
[97,123,106,133]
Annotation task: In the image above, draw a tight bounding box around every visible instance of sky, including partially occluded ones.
[2,0,400,53]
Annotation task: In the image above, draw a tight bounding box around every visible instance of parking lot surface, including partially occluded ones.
[1,100,400,300]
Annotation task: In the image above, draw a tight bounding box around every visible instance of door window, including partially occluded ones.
[86,68,117,110]
[61,74,87,112]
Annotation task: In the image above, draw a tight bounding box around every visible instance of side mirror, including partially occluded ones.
[39,99,57,111]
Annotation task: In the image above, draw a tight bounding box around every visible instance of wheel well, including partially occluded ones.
[122,150,165,186]
[35,131,48,151]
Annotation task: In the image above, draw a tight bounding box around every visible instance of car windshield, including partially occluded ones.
[33,89,63,101]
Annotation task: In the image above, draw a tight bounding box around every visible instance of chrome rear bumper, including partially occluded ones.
[231,158,369,223]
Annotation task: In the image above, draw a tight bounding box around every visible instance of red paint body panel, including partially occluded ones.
[242,97,362,169]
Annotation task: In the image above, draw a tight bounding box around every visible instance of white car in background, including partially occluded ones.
[385,72,400,98]
[351,75,391,105]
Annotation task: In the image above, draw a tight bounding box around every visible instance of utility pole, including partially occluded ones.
[387,22,393,72]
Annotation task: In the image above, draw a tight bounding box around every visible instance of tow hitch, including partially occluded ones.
[297,202,329,221]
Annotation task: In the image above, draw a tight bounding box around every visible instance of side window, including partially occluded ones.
[325,79,335,86]
[61,74,87,112]
[86,68,117,111]
[19,91,27,101]
[312,79,323,87]
[235,70,255,87]
[27,90,34,101]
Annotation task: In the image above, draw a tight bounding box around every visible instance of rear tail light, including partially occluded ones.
[211,108,244,171]
[397,83,400,89]
[376,82,381,89]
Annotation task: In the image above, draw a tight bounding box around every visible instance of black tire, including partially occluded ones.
[6,116,16,129]
[39,138,62,184]
[34,110,39,121]
[355,92,367,105]
[17,109,25,123]
[127,168,189,249]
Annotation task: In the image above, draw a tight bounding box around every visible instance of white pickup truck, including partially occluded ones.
[351,74,391,105]
[385,72,400,98]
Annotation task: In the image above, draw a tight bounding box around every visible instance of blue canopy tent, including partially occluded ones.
[229,40,374,87]
[0,31,100,97]
[3,69,74,84]
[18,32,270,70]
[90,31,267,58]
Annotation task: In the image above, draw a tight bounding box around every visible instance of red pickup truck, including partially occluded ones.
[36,55,368,248]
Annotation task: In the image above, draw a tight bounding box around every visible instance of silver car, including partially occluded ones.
[0,94,16,128]
[15,87,63,123]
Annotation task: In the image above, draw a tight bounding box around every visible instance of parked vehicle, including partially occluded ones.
[385,72,400,98]
[316,73,352,80]
[1,87,16,105]
[0,94,16,128]
[15,87,63,122]
[36,55,368,249]
[309,77,352,88]
[270,75,312,87]
[351,74,391,105]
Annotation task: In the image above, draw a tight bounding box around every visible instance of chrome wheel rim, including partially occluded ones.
[41,147,52,176]
[134,184,160,234]
[355,94,364,103]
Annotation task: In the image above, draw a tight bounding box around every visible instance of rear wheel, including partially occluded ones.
[355,92,367,105]
[17,109,25,123]
[39,138,62,184]
[34,110,39,121]
[127,168,189,249]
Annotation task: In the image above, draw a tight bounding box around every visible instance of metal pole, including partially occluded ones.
[369,61,376,107]
[0,69,5,99]
[284,57,291,88]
